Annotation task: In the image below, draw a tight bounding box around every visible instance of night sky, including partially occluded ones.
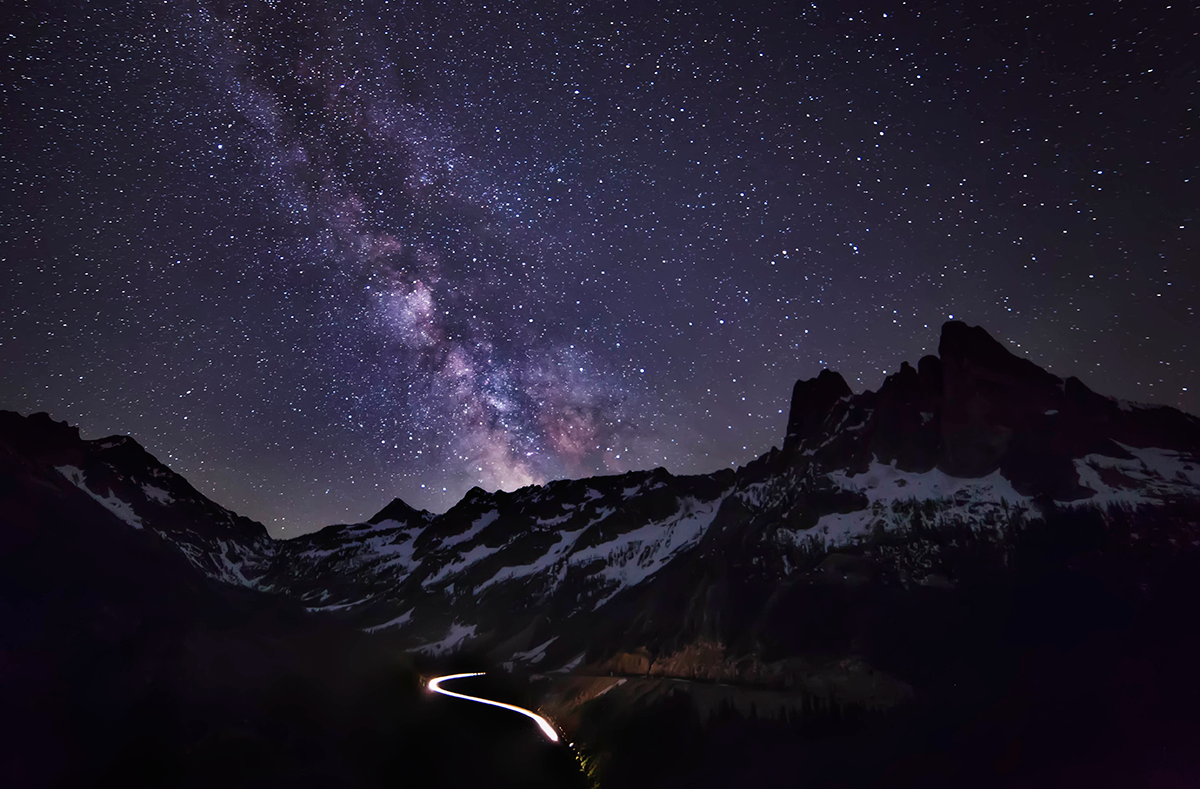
[2,0,1195,535]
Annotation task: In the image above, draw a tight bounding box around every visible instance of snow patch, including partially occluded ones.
[440,510,499,549]
[595,678,627,697]
[366,529,424,571]
[1119,443,1200,488]
[364,608,414,633]
[554,653,585,673]
[306,599,370,613]
[474,525,591,593]
[829,461,1027,508]
[424,539,507,587]
[141,483,173,504]
[293,527,424,582]
[56,466,143,529]
[511,637,556,664]
[573,493,730,610]
[414,623,477,656]
[1071,444,1200,505]
[214,538,263,586]
[782,462,1031,546]
[737,481,772,508]
[474,507,616,593]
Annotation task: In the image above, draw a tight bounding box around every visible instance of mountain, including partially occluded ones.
[5,321,1200,785]
[6,322,1200,669]
[0,416,584,787]
[0,409,277,584]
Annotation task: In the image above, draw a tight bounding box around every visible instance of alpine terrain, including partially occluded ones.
[5,321,1200,787]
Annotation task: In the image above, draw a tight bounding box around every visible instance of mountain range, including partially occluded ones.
[5,320,1200,786]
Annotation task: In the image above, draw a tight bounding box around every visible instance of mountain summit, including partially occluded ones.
[778,320,1200,501]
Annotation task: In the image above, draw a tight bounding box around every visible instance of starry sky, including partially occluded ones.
[2,0,1196,535]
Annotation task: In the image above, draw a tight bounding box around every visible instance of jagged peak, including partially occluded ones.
[774,320,1200,494]
[0,409,82,450]
[89,433,156,461]
[937,320,1061,388]
[368,496,429,524]
[785,369,851,444]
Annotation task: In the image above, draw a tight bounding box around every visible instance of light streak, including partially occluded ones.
[427,672,560,742]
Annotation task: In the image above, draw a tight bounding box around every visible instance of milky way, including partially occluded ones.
[2,0,1195,533]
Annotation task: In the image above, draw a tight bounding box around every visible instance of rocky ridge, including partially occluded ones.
[4,322,1199,688]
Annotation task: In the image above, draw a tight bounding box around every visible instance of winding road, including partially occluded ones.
[427,672,560,742]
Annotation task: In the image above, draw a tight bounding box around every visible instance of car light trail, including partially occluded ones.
[427,672,560,742]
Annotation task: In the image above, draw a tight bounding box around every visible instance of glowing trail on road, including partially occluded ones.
[427,672,560,742]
